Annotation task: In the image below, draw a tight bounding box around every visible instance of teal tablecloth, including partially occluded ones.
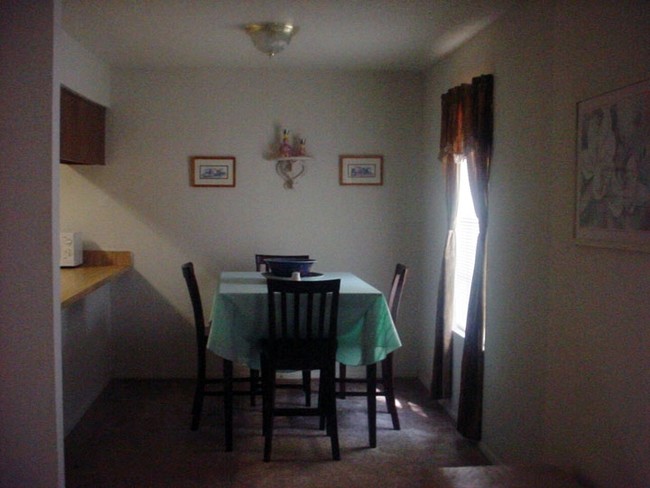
[207,272,401,370]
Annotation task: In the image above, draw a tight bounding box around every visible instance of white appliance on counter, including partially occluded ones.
[60,232,83,267]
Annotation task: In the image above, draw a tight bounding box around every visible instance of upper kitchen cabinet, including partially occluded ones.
[60,86,106,165]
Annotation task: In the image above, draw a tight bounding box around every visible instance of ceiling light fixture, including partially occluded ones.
[244,22,298,57]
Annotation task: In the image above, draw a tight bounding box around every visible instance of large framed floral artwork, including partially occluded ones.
[575,78,650,252]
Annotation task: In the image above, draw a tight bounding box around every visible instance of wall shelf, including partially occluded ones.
[272,156,313,189]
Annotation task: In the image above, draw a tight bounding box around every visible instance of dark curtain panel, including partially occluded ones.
[431,85,465,399]
[430,167,457,399]
[431,75,493,441]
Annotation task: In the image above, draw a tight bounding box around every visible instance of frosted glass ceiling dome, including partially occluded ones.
[244,22,299,57]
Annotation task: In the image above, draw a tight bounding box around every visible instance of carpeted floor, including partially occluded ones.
[65,378,491,487]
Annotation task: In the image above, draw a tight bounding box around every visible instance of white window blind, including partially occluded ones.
[453,158,480,335]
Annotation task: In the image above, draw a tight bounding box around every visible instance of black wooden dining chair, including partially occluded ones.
[182,262,259,452]
[255,253,312,406]
[261,278,341,461]
[337,263,408,440]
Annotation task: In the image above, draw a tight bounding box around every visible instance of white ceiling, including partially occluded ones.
[62,0,515,71]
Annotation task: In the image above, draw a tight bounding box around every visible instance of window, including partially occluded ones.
[453,158,480,335]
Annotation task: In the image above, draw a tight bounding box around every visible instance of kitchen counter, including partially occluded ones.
[61,250,132,307]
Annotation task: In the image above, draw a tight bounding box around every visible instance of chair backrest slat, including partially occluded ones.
[388,264,408,323]
[292,291,301,338]
[280,292,287,337]
[182,262,207,367]
[266,279,340,342]
[318,293,327,338]
[306,293,314,339]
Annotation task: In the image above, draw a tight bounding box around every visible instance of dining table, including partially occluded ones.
[206,271,402,370]
[206,271,402,449]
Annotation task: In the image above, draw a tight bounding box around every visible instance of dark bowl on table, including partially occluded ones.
[264,258,316,277]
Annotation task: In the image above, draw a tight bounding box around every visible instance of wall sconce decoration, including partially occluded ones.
[270,128,312,189]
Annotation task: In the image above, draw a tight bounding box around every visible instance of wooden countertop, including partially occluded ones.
[61,251,132,308]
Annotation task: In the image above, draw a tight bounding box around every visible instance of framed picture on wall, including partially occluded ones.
[339,155,383,186]
[575,78,650,252]
[190,156,236,187]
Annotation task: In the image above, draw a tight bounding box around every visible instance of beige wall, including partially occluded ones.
[59,29,111,106]
[545,2,650,486]
[61,287,113,435]
[421,1,650,487]
[58,19,115,438]
[5,1,648,485]
[60,68,426,379]
[0,1,65,486]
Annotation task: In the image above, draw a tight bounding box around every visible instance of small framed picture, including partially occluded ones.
[190,156,236,187]
[339,155,383,186]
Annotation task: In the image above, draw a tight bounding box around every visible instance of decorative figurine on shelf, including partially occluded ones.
[270,127,311,189]
[296,138,307,156]
[279,129,293,157]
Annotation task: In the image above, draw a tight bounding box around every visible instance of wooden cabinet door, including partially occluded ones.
[60,87,106,165]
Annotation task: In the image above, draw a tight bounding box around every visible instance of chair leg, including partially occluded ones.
[302,370,311,406]
[366,363,377,448]
[250,368,260,407]
[224,359,234,452]
[191,378,204,431]
[381,355,400,430]
[262,363,270,435]
[325,366,340,460]
[318,374,326,430]
[192,351,207,430]
[262,363,275,462]
[338,363,347,398]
